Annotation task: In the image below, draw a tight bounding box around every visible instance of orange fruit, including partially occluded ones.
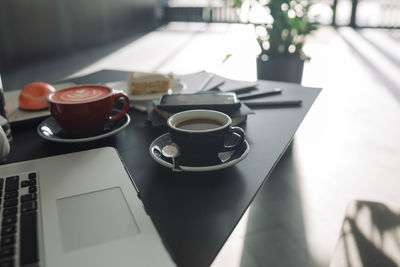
[19,82,56,110]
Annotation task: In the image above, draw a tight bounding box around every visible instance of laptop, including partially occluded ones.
[0,147,176,266]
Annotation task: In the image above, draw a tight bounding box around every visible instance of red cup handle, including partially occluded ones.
[109,92,130,122]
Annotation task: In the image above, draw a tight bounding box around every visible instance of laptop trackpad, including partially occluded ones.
[56,187,140,252]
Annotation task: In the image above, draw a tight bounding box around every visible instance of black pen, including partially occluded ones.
[237,88,282,100]
[243,100,302,108]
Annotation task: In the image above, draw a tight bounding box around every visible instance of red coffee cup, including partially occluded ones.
[47,85,130,136]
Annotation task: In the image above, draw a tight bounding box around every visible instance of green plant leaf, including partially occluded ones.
[232,0,319,57]
[232,0,243,8]
[222,54,232,63]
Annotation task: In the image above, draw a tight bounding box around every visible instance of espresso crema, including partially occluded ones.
[174,117,225,131]
[51,87,110,103]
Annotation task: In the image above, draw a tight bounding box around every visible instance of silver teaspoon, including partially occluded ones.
[161,144,181,172]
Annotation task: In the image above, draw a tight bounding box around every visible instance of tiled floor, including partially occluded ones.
[3,23,400,267]
[212,27,400,267]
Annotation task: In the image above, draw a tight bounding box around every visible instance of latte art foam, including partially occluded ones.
[51,87,110,103]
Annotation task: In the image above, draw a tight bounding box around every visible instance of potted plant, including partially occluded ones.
[232,0,319,83]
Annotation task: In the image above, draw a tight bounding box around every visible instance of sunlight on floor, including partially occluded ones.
[295,26,400,265]
[69,30,195,78]
[211,208,251,267]
[70,22,259,82]
[212,25,400,267]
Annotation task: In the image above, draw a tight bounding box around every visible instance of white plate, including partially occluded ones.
[149,133,249,172]
[5,82,76,123]
[37,113,130,143]
[106,78,186,101]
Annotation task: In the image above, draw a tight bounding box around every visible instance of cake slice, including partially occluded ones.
[128,72,171,95]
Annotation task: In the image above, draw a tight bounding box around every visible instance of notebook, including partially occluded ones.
[0,147,175,266]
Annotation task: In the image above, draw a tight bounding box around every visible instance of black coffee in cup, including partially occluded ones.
[167,110,245,163]
[173,117,224,131]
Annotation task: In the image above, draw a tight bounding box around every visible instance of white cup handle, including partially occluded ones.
[0,126,10,160]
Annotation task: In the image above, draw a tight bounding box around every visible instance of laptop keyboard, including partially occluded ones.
[0,172,39,267]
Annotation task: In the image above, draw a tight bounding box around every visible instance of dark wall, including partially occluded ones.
[0,0,162,70]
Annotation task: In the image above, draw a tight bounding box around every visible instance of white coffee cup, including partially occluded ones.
[0,124,10,161]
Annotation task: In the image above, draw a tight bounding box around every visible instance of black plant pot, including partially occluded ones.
[257,53,305,84]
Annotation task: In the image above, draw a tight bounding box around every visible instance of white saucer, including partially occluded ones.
[106,78,186,101]
[149,133,249,172]
[37,113,130,143]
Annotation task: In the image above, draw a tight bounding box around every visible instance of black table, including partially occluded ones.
[6,70,321,267]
